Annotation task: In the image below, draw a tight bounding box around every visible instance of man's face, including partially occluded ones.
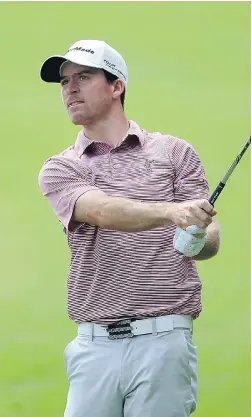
[60,62,115,125]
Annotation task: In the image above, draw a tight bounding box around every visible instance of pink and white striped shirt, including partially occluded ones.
[39,121,210,325]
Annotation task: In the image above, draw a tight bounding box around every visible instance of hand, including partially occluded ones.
[170,199,216,229]
[173,225,208,257]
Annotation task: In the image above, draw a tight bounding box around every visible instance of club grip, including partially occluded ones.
[209,182,226,206]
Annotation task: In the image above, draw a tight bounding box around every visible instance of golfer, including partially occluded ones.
[39,39,220,417]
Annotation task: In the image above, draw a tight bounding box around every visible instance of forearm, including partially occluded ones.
[74,191,174,232]
[74,191,215,234]
[193,221,220,261]
[100,196,175,231]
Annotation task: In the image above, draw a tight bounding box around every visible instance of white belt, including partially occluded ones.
[78,314,193,338]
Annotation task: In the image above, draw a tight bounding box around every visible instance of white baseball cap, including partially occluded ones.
[40,39,128,89]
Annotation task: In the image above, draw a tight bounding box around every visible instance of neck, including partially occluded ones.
[82,107,129,147]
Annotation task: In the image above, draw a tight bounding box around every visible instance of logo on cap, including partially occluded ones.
[67,46,95,54]
[104,59,126,82]
[104,59,116,69]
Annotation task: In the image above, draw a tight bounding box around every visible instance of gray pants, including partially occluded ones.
[64,315,198,417]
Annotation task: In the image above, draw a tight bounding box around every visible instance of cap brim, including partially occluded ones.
[40,54,103,83]
[40,56,67,83]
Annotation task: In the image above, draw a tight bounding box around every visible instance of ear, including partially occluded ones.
[112,79,125,100]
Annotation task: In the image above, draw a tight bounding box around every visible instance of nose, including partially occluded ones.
[66,77,80,94]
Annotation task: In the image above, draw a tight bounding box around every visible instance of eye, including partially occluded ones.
[79,74,89,81]
[60,78,68,86]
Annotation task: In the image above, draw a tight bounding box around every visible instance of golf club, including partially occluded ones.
[209,135,251,206]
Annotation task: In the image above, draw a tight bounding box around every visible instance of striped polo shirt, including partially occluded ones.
[39,120,210,325]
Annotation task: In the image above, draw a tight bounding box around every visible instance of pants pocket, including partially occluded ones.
[64,336,89,380]
[63,338,76,376]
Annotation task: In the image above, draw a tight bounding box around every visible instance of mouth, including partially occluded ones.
[68,101,84,108]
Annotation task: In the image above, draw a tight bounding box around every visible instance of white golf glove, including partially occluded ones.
[173,225,207,257]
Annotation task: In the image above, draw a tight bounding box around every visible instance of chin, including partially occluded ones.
[70,114,86,126]
[71,118,84,126]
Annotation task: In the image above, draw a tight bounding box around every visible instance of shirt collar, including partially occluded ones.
[74,120,145,158]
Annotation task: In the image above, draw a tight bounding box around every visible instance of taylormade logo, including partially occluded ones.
[67,46,95,54]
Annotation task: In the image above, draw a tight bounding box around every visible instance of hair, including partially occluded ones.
[103,70,125,109]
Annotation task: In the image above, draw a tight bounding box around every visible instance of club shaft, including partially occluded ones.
[209,135,251,206]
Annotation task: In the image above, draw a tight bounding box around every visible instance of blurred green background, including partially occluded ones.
[0,1,250,416]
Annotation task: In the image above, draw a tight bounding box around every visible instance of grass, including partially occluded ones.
[0,2,250,416]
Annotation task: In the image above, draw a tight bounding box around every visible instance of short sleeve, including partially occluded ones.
[170,138,210,202]
[38,156,99,231]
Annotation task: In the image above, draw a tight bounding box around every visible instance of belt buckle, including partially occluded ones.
[107,319,134,340]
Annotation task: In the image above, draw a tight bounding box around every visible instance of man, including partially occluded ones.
[39,39,220,417]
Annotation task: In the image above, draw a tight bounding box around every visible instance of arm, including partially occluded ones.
[193,220,220,261]
[39,156,214,233]
[74,192,214,232]
[73,190,175,232]
[170,136,221,260]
